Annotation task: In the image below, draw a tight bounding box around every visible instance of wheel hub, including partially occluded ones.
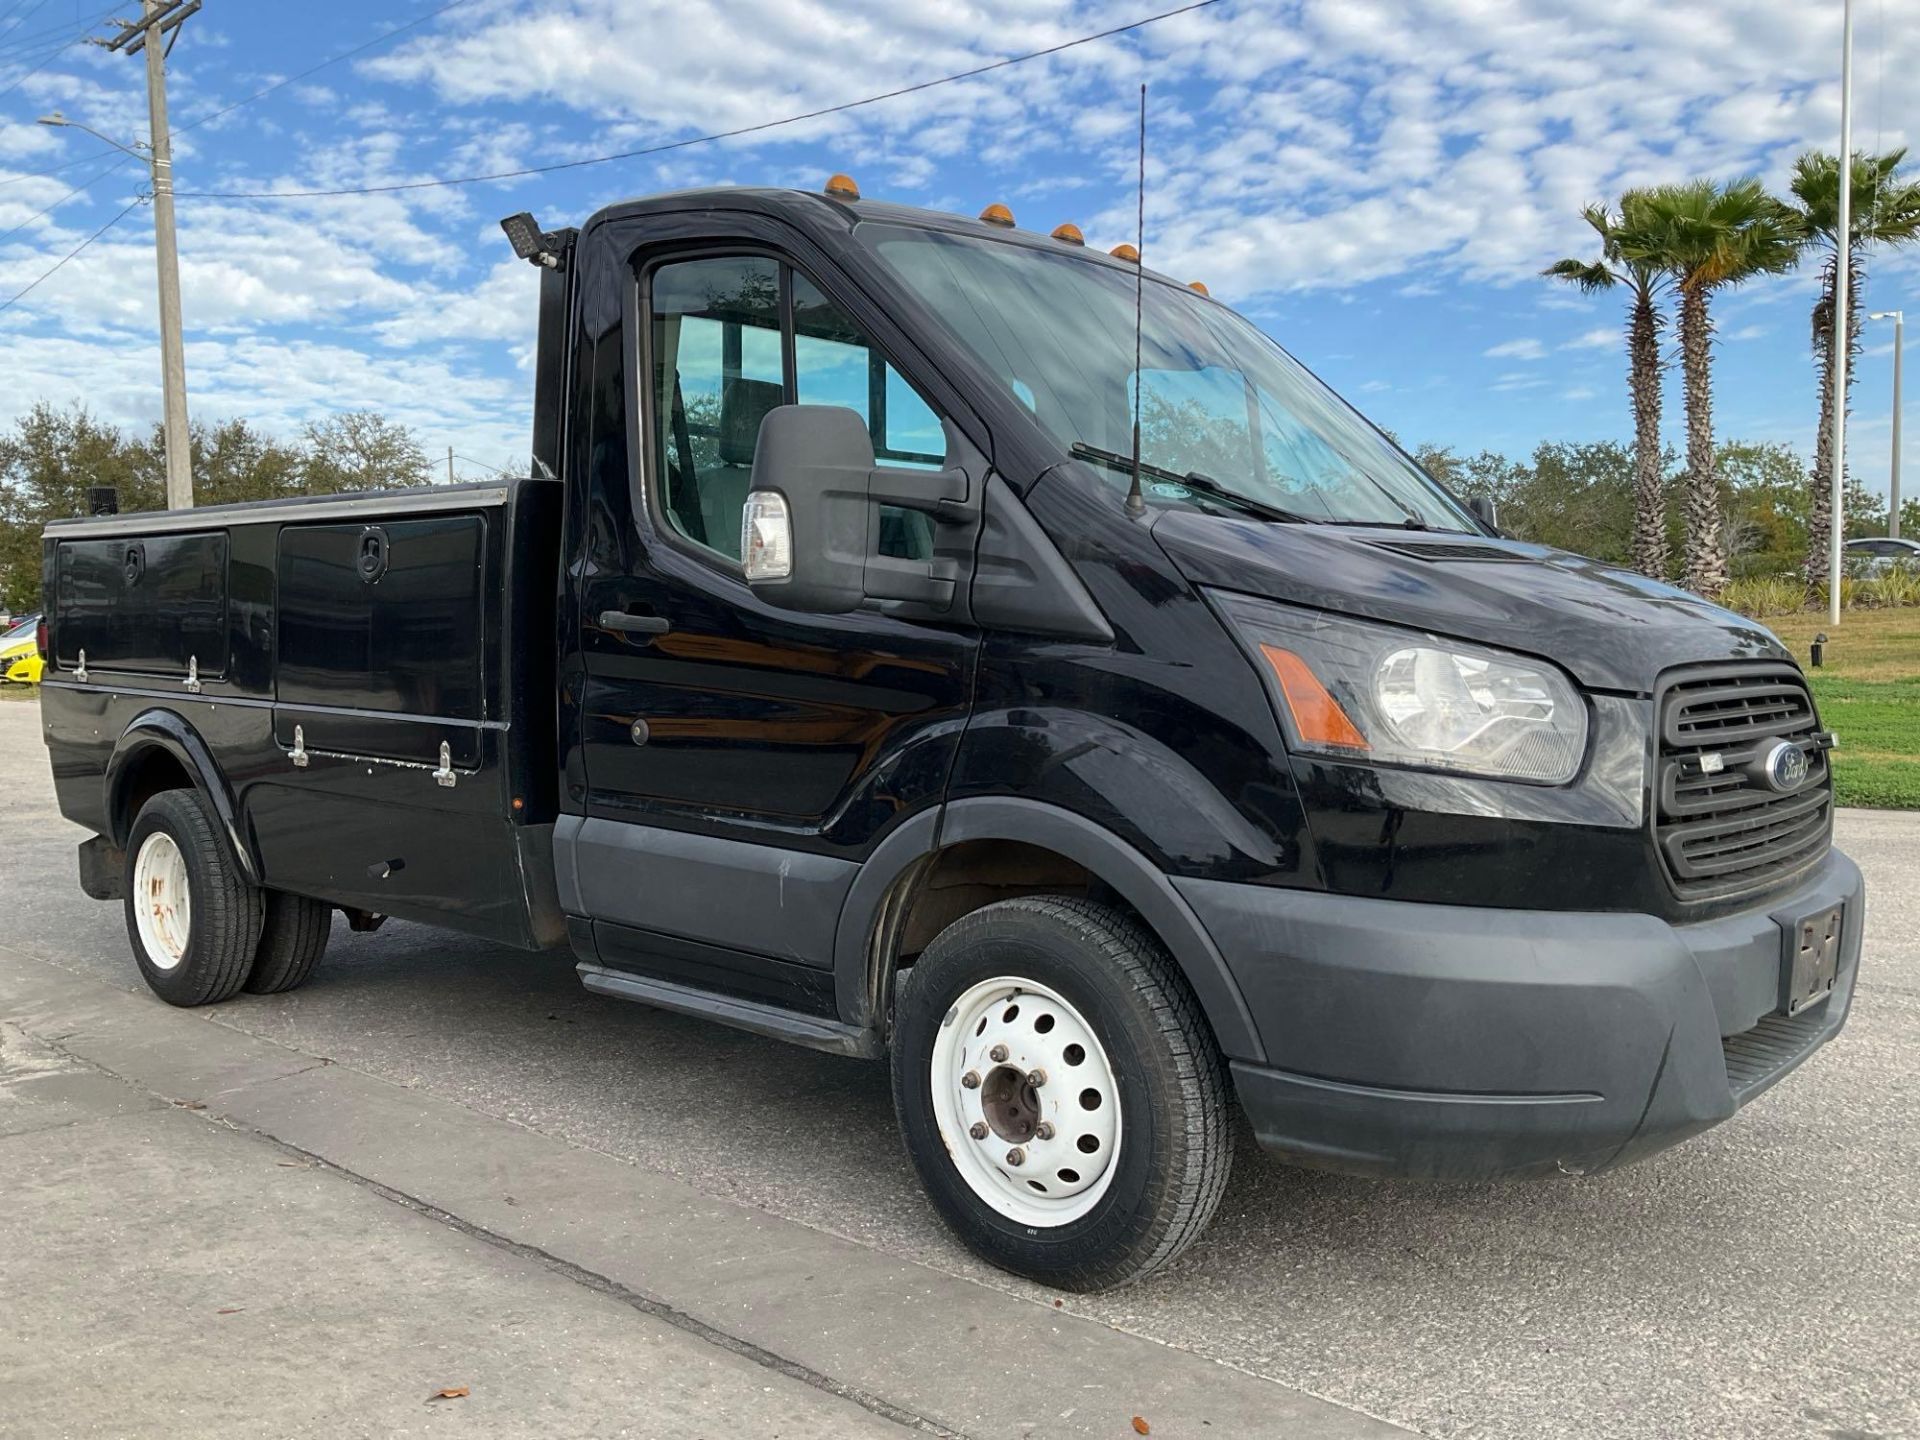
[929,976,1123,1228]
[132,830,191,971]
[980,1065,1040,1143]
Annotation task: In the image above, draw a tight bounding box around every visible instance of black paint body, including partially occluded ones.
[38,187,1864,1177]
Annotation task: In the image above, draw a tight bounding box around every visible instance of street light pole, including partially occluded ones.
[1828,0,1854,624]
[1871,310,1904,539]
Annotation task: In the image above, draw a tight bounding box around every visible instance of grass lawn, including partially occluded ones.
[1763,608,1920,809]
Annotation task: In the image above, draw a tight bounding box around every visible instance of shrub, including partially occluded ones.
[1864,564,1920,609]
[1721,575,1806,618]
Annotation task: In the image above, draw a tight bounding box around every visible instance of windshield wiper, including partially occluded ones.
[1070,443,1320,524]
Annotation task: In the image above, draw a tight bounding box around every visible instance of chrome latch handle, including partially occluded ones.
[183,656,201,694]
[433,741,456,788]
[74,648,88,683]
[290,725,309,768]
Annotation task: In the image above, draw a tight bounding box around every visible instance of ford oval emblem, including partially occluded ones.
[1761,739,1810,793]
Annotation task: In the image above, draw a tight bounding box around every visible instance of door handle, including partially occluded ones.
[599,608,671,636]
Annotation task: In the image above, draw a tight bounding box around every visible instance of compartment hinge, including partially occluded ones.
[183,656,202,694]
[433,741,456,788]
[289,725,309,768]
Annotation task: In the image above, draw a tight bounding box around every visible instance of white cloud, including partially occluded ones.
[1485,337,1547,360]
[1564,327,1618,350]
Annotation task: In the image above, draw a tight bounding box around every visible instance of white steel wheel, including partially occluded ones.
[929,975,1123,1228]
[132,830,192,971]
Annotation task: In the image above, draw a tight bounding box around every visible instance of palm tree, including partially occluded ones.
[1543,192,1671,579]
[1783,150,1920,594]
[1629,179,1802,597]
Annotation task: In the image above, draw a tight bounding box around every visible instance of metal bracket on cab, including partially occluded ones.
[183,656,201,694]
[433,741,456,788]
[290,725,309,768]
[74,649,88,683]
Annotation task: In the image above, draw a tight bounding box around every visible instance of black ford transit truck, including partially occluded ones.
[37,179,1864,1291]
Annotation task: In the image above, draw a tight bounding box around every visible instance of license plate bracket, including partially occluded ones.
[1780,903,1844,1017]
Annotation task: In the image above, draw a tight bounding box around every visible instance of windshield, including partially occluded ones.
[2,615,37,644]
[862,224,1474,530]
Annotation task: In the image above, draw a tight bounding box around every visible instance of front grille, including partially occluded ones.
[1653,665,1831,902]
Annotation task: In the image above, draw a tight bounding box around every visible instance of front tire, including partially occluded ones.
[123,788,263,1007]
[891,897,1233,1291]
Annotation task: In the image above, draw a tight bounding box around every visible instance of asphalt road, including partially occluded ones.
[3,692,1915,1440]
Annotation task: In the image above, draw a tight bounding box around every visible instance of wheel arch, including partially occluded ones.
[834,797,1265,1063]
[106,710,262,886]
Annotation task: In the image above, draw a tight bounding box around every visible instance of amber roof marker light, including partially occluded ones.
[824,173,861,201]
[1188,280,1209,295]
[979,202,1016,227]
[1050,222,1085,245]
[1109,242,1140,262]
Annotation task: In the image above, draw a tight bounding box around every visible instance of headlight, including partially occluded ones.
[1210,591,1589,784]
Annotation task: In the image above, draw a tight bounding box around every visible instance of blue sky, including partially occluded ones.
[1,0,1915,502]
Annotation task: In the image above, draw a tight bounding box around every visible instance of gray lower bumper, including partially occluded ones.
[1176,849,1865,1179]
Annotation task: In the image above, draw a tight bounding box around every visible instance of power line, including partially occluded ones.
[0,150,134,243]
[0,143,128,191]
[173,0,474,137]
[0,191,145,313]
[180,0,1224,201]
[0,2,113,104]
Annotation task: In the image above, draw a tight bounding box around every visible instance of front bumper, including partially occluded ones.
[1176,848,1864,1179]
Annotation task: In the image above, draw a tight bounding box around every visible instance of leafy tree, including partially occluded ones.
[1781,149,1920,592]
[1543,192,1673,578]
[299,412,432,493]
[0,404,434,615]
[0,405,148,613]
[1631,179,1803,597]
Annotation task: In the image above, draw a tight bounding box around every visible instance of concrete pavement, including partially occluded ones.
[2,692,1916,1439]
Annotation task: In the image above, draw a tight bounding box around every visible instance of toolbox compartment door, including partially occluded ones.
[54,532,229,679]
[272,515,488,766]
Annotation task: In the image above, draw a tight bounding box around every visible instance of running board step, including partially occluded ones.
[576,962,881,1060]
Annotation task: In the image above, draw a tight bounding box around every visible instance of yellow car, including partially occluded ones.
[1,614,42,685]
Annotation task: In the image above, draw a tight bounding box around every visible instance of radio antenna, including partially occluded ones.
[1125,81,1148,519]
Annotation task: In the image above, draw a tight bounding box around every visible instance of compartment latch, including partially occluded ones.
[433,741,456,788]
[74,648,88,684]
[290,725,309,768]
[183,656,202,694]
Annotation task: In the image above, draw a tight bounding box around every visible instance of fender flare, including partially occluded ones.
[833,797,1266,1064]
[105,709,263,885]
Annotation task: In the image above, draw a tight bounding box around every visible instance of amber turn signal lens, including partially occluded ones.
[979,202,1016,227]
[1109,242,1139,261]
[824,173,861,200]
[1050,222,1085,245]
[1258,645,1369,751]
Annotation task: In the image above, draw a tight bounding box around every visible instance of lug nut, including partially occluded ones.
[970,1121,989,1140]
[989,1044,1009,1063]
[961,1070,981,1089]
[1006,1147,1025,1167]
[1027,1068,1048,1088]
[1035,1122,1056,1141]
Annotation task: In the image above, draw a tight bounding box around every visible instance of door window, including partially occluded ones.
[650,255,943,562]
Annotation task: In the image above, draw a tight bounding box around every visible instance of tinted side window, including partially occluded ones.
[651,256,782,560]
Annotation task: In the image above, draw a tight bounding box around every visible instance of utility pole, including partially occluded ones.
[106,0,200,510]
[448,447,456,485]
[1828,0,1854,624]
[1871,310,1904,538]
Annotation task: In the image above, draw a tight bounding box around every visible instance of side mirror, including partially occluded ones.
[742,404,971,614]
[1466,494,1499,532]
